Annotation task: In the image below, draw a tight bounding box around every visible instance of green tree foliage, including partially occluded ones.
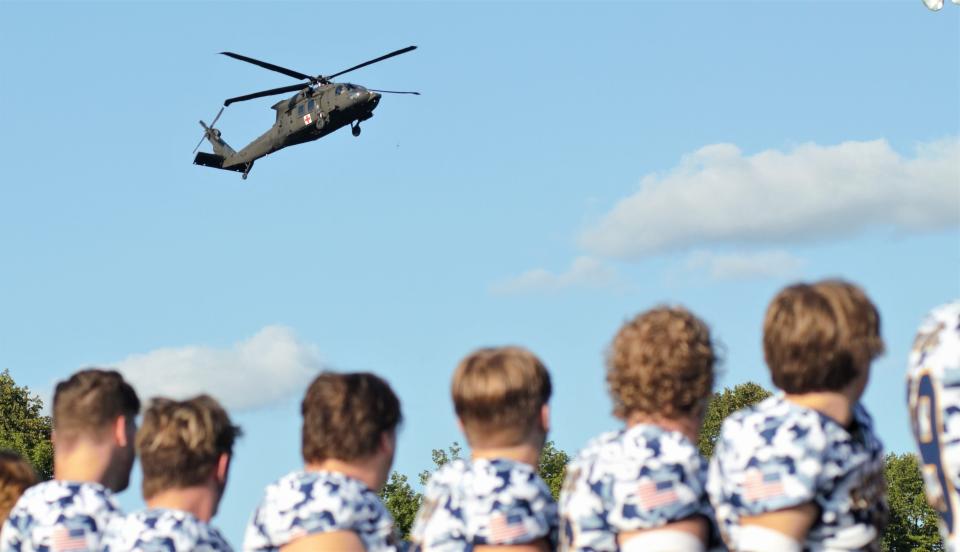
[418,442,463,486]
[0,369,53,480]
[698,382,772,458]
[379,472,421,540]
[882,452,943,552]
[538,440,571,501]
[382,442,463,540]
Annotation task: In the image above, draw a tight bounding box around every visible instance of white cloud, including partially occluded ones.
[579,137,960,259]
[490,256,621,295]
[685,250,806,281]
[113,326,322,411]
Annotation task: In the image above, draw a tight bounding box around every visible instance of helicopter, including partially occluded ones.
[193,46,419,179]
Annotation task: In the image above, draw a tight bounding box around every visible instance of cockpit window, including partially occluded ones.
[308,99,315,111]
[335,86,343,95]
[298,104,304,115]
[346,84,355,90]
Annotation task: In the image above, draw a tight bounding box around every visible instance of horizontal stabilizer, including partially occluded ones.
[193,152,247,173]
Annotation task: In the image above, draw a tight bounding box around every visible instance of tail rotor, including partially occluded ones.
[193,106,225,153]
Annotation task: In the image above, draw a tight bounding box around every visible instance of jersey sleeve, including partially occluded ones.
[606,442,709,531]
[908,302,960,545]
[208,526,236,551]
[2,483,120,551]
[409,474,467,550]
[560,459,614,551]
[712,410,825,516]
[474,469,556,546]
[0,513,25,549]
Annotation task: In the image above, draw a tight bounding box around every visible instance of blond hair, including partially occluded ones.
[452,347,552,447]
[607,306,716,420]
[137,395,241,500]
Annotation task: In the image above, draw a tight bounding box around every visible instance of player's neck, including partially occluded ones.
[306,459,381,492]
[53,441,114,489]
[784,391,854,427]
[626,413,700,443]
[147,486,218,523]
[471,442,541,467]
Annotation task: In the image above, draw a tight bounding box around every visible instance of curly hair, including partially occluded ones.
[301,372,402,463]
[452,346,552,447]
[0,450,37,526]
[137,395,242,500]
[607,306,716,420]
[764,280,884,394]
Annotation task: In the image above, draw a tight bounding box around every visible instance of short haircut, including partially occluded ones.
[53,369,140,440]
[764,280,884,394]
[301,372,402,464]
[137,395,242,500]
[0,450,38,524]
[607,306,716,420]
[452,347,552,447]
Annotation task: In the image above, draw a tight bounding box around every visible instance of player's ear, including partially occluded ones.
[216,452,231,483]
[540,404,550,434]
[113,415,129,447]
[380,429,396,456]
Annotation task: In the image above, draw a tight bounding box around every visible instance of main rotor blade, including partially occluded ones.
[323,45,417,80]
[368,89,420,95]
[224,84,308,106]
[220,52,312,81]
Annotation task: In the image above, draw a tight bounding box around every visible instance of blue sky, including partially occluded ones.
[1,0,958,545]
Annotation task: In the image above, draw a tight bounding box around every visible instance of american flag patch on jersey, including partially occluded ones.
[52,525,88,551]
[490,513,530,542]
[635,480,680,509]
[743,469,786,501]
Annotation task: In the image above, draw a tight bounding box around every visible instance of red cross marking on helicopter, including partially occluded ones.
[303,113,312,126]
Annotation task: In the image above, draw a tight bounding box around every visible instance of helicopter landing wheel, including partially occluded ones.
[352,124,361,137]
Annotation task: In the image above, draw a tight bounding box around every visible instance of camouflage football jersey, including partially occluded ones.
[242,470,399,552]
[0,480,121,551]
[907,301,960,549]
[101,508,233,551]
[559,424,714,552]
[707,395,887,551]
[409,457,558,551]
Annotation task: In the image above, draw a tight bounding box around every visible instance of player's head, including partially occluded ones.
[52,368,140,492]
[452,346,552,449]
[607,306,716,422]
[764,279,884,397]
[301,372,402,491]
[0,450,37,528]
[137,395,241,517]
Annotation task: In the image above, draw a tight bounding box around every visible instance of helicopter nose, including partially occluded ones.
[369,91,381,106]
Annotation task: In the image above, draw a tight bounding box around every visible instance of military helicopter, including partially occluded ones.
[193,46,418,179]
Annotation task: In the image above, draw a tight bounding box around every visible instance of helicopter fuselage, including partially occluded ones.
[222,82,381,168]
[194,46,416,179]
